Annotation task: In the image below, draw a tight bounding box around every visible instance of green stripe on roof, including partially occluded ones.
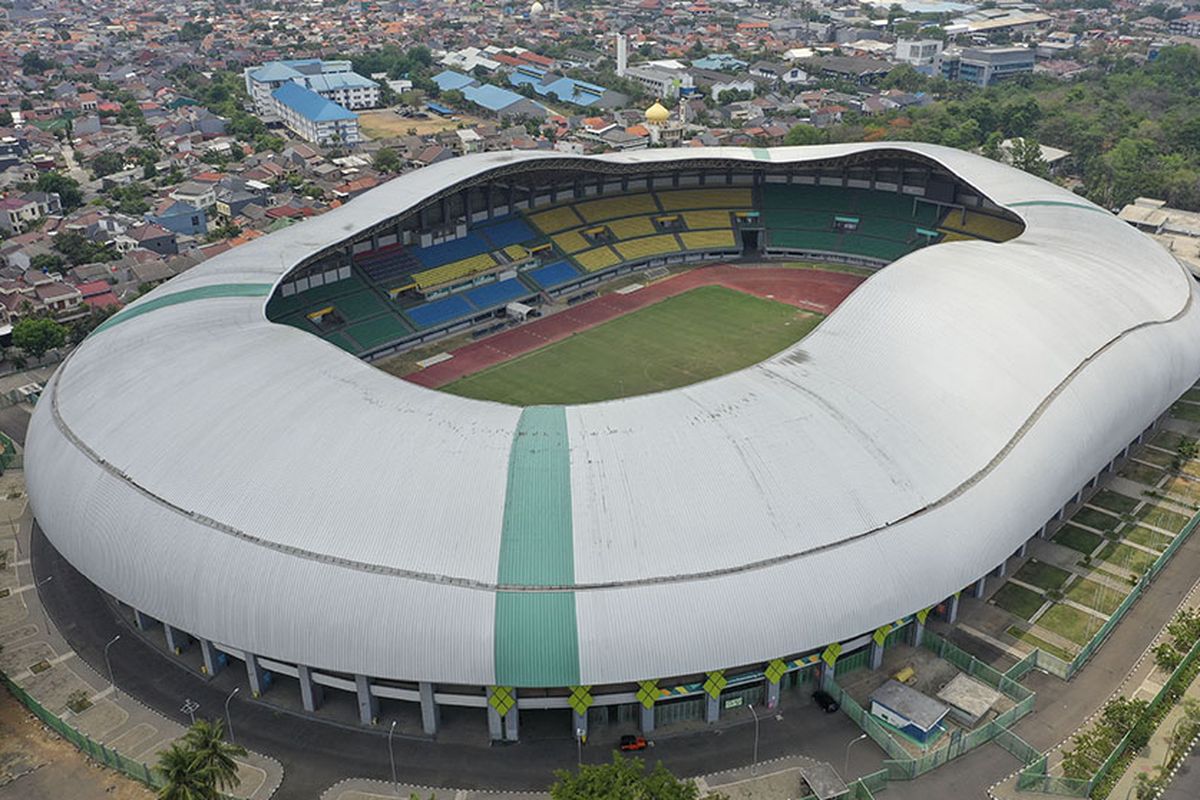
[1007,200,1106,213]
[751,147,772,162]
[494,406,580,686]
[93,283,273,335]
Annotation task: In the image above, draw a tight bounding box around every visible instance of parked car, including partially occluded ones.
[619,734,648,751]
[812,690,840,713]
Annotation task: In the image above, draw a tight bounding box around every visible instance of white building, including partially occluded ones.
[895,38,944,67]
[269,82,361,146]
[244,60,380,117]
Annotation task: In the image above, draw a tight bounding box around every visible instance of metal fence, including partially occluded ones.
[1,672,163,789]
[0,432,19,472]
[829,632,1039,781]
[1016,624,1200,796]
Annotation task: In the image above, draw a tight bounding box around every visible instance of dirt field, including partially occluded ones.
[358,109,487,139]
[0,689,153,800]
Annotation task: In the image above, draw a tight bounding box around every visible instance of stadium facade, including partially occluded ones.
[26,144,1200,740]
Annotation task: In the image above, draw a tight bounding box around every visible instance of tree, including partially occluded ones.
[784,124,825,146]
[551,753,726,800]
[181,719,246,794]
[1009,137,1049,178]
[29,253,65,273]
[36,172,83,210]
[0,110,12,127]
[20,51,55,75]
[90,151,126,178]
[373,147,402,173]
[981,130,1005,162]
[53,229,116,265]
[155,742,209,800]
[12,318,67,360]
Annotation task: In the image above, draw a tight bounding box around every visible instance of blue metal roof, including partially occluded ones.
[507,73,606,107]
[426,101,455,115]
[463,83,526,112]
[249,62,304,83]
[432,70,477,92]
[271,82,356,122]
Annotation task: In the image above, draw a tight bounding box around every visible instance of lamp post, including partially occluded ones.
[103,635,120,694]
[576,728,584,766]
[748,703,761,776]
[844,733,868,781]
[225,687,240,744]
[388,720,398,797]
[181,698,200,726]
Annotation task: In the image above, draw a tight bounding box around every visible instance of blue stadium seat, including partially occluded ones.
[407,295,476,328]
[413,235,493,268]
[528,261,581,289]
[478,217,536,250]
[463,278,532,309]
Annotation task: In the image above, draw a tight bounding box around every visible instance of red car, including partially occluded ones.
[619,735,648,751]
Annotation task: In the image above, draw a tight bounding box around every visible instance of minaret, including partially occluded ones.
[616,33,628,77]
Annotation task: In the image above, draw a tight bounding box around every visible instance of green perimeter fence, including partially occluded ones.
[1016,630,1200,797]
[828,631,1039,781]
[0,431,19,472]
[1,671,164,789]
[1033,500,1200,681]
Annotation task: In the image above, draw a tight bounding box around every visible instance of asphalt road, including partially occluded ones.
[1163,746,1200,799]
[32,525,886,798]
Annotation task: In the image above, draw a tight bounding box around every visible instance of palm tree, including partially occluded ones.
[155,743,208,800]
[182,718,247,793]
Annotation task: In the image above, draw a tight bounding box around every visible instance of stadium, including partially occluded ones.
[24,143,1200,743]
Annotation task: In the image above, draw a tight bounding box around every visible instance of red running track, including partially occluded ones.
[403,265,866,389]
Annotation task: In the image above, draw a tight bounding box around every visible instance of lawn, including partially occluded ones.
[1162,476,1200,505]
[1151,430,1198,452]
[1088,490,1140,516]
[1053,524,1103,554]
[1097,541,1158,575]
[1064,577,1126,615]
[991,582,1046,621]
[443,286,823,405]
[1070,506,1122,532]
[1135,504,1191,533]
[1135,446,1176,469]
[1118,461,1166,487]
[1037,603,1104,645]
[1170,401,1200,423]
[1123,525,1173,553]
[1007,625,1076,661]
[1014,559,1072,592]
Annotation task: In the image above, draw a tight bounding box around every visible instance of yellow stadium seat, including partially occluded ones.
[680,230,736,250]
[504,244,529,261]
[552,229,592,254]
[615,234,681,262]
[657,188,753,211]
[529,205,584,234]
[607,216,658,240]
[575,247,621,273]
[413,253,498,290]
[575,193,659,223]
[681,210,735,230]
[939,210,1023,242]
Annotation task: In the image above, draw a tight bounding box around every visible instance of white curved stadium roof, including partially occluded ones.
[26,143,1200,688]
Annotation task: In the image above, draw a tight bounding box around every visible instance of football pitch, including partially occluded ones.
[443,285,823,406]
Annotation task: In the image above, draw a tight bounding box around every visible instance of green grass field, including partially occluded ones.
[443,286,823,406]
[1014,560,1072,592]
[1007,625,1076,661]
[1037,603,1104,645]
[1089,490,1140,516]
[1064,577,1126,615]
[1053,524,1103,554]
[992,582,1046,621]
[1070,506,1121,532]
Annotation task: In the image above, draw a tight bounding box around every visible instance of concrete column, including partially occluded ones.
[503,689,519,741]
[419,682,439,736]
[869,641,884,670]
[198,639,222,677]
[133,609,154,631]
[912,619,926,648]
[639,703,655,734]
[819,662,835,691]
[1037,524,1050,540]
[946,594,960,625]
[972,576,987,599]
[297,664,323,712]
[487,703,503,741]
[572,708,588,741]
[705,692,720,723]
[992,560,1007,578]
[245,653,266,697]
[1016,541,1028,559]
[765,679,781,711]
[163,623,189,654]
[355,674,378,726]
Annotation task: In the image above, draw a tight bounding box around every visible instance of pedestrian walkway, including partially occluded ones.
[1107,668,1200,799]
[0,469,282,798]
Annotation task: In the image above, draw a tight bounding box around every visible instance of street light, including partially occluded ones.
[181,698,200,726]
[224,687,240,744]
[103,635,120,694]
[576,727,585,766]
[388,720,398,797]
[844,733,868,781]
[748,703,761,776]
[36,575,52,587]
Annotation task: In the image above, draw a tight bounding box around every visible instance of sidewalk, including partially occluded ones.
[0,468,283,799]
[1107,670,1200,799]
